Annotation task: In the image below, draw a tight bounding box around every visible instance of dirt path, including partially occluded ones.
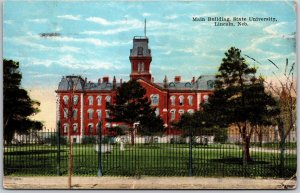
[3,176,296,189]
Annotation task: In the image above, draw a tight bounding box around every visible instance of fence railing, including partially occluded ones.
[3,130,296,178]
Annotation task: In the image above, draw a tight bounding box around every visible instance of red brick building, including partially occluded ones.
[56,34,215,142]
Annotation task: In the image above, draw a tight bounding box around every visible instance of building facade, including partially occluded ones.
[56,34,215,142]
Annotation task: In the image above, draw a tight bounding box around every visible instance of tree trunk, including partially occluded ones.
[258,132,263,147]
[279,121,285,177]
[243,136,252,165]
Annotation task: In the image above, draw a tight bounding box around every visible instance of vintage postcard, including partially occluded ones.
[3,0,297,189]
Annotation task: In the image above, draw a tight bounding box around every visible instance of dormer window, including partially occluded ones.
[207,80,214,89]
[137,47,143,55]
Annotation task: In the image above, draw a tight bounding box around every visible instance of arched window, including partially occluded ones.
[203,95,209,103]
[88,123,94,134]
[73,95,79,105]
[73,124,78,133]
[105,123,111,128]
[170,109,176,121]
[63,124,68,133]
[179,109,185,116]
[63,108,68,119]
[88,96,93,106]
[137,47,143,55]
[97,110,102,120]
[187,109,194,114]
[105,96,111,106]
[179,95,184,106]
[155,108,159,116]
[105,110,110,118]
[73,109,78,120]
[63,95,69,105]
[170,96,176,106]
[97,96,102,106]
[188,95,193,106]
[88,109,94,120]
[151,94,159,105]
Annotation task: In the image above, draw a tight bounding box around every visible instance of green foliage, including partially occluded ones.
[107,79,165,139]
[3,59,43,144]
[213,128,228,143]
[81,136,97,144]
[44,135,67,146]
[202,47,280,162]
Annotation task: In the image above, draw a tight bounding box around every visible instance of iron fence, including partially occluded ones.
[3,129,296,178]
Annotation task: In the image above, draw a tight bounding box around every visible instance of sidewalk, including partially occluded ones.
[3,176,297,189]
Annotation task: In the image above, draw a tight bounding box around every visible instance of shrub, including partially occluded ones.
[82,136,96,144]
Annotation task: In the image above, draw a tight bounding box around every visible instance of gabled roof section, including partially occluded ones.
[57,75,85,91]
[195,75,216,90]
[84,82,121,91]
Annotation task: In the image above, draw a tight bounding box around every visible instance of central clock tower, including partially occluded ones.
[129,36,152,81]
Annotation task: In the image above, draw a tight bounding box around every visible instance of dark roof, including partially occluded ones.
[57,75,215,92]
[57,76,85,91]
[155,75,216,91]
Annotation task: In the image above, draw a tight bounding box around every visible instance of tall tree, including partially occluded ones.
[107,79,165,145]
[203,47,279,164]
[3,59,43,144]
[265,58,296,176]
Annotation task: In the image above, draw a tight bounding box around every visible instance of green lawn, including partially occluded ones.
[4,143,296,178]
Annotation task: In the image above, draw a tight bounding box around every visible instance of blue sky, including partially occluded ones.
[4,0,296,88]
[3,1,296,129]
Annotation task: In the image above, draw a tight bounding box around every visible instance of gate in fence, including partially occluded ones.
[3,130,296,178]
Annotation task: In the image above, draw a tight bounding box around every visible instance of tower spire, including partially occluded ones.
[144,18,146,37]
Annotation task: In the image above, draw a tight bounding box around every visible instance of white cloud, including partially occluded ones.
[4,20,13,25]
[165,15,178,20]
[57,15,81,20]
[263,22,287,36]
[29,18,48,23]
[86,17,110,25]
[142,13,151,17]
[5,36,81,53]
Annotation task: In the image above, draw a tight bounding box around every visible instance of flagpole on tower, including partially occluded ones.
[144,18,146,37]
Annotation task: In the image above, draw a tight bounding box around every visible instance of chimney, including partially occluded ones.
[84,77,87,83]
[98,78,101,85]
[163,75,168,88]
[120,78,123,85]
[174,76,181,82]
[113,76,116,90]
[152,77,154,82]
[102,76,109,83]
[191,77,195,84]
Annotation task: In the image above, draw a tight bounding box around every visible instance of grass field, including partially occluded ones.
[4,143,296,178]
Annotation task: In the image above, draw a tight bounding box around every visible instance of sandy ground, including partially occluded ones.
[3,176,297,189]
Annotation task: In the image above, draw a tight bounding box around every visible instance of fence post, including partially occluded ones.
[189,127,193,176]
[57,121,61,176]
[97,121,102,176]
